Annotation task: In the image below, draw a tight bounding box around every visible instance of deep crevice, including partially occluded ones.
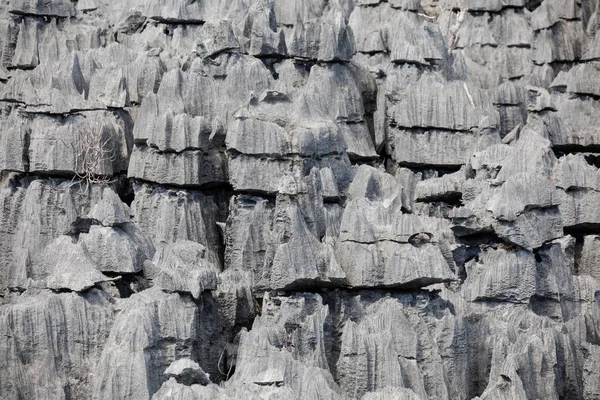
[128,176,233,192]
[564,224,600,237]
[114,177,135,206]
[102,271,149,298]
[525,0,543,11]
[416,192,463,207]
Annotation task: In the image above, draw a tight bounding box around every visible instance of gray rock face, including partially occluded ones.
[289,7,354,62]
[43,235,116,292]
[463,247,536,302]
[224,170,347,290]
[579,236,600,280]
[131,183,222,266]
[0,110,131,177]
[90,288,201,400]
[87,187,132,226]
[0,179,109,290]
[336,165,455,288]
[0,289,115,399]
[144,240,219,298]
[164,358,211,386]
[1,0,600,399]
[553,154,600,229]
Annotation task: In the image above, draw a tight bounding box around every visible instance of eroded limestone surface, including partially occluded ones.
[1,0,600,399]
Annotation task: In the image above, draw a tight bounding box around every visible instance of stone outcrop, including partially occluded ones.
[1,0,599,399]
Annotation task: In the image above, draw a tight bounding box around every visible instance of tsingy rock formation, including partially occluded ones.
[1,0,600,399]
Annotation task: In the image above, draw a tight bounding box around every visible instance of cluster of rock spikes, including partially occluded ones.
[1,0,600,398]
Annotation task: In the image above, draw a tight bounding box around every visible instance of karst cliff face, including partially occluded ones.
[1,0,600,399]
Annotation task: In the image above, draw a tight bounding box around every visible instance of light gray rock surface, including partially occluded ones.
[1,0,599,399]
[164,358,211,386]
[336,165,455,288]
[144,240,219,298]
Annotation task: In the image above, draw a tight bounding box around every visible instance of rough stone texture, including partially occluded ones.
[163,358,211,386]
[579,236,600,280]
[0,289,114,399]
[26,111,131,177]
[144,240,219,299]
[130,183,222,266]
[289,7,354,62]
[336,165,455,288]
[80,224,154,274]
[1,1,600,399]
[463,247,536,303]
[87,187,133,226]
[90,288,201,400]
[224,169,347,291]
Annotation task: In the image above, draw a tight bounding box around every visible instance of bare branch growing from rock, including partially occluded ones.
[62,121,117,193]
[446,4,467,51]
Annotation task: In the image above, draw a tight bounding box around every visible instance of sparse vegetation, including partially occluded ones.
[64,121,116,193]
